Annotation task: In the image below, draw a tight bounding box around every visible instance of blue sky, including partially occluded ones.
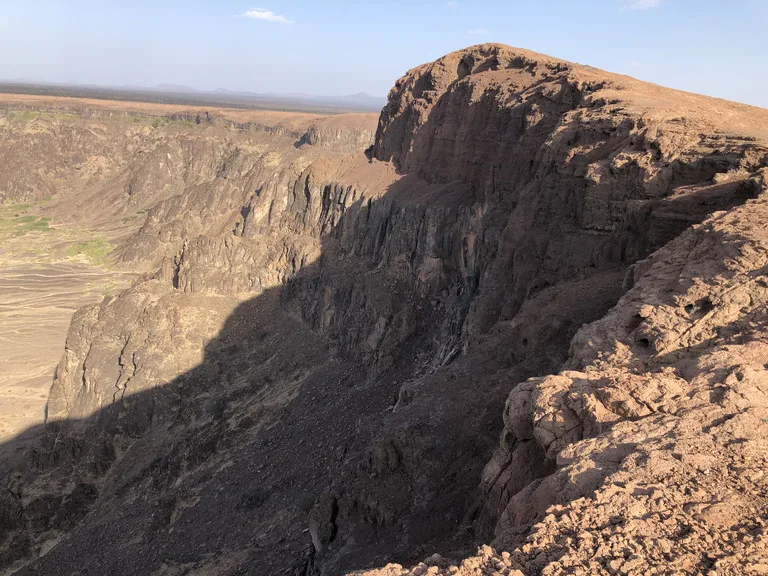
[1,0,767,107]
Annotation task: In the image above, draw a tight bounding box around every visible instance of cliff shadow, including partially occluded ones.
[0,171,513,576]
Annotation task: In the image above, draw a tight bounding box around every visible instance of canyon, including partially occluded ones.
[0,44,767,575]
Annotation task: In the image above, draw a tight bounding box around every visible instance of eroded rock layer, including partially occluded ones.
[2,44,768,576]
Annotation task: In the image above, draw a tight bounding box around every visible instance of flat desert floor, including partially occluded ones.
[0,196,135,457]
[0,262,133,447]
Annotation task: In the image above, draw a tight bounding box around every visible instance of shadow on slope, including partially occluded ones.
[0,179,622,576]
[0,180,503,575]
[2,207,756,576]
[1,280,375,575]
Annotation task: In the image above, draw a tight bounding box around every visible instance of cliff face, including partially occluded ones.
[0,110,133,204]
[3,44,768,576]
[358,171,768,576]
[482,174,768,574]
[0,105,375,224]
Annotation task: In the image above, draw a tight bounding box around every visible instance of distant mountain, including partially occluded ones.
[210,89,386,111]
[0,78,386,112]
[153,83,200,93]
[327,93,387,109]
[114,83,387,111]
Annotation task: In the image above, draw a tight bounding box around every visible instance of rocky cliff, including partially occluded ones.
[2,44,768,576]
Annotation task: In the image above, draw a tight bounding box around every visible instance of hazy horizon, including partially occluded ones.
[0,77,385,100]
[2,0,767,108]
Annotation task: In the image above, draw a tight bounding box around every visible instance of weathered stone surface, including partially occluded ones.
[477,184,768,574]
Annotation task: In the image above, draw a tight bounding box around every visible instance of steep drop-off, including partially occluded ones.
[2,44,768,575]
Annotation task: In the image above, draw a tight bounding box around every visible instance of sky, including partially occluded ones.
[1,0,767,108]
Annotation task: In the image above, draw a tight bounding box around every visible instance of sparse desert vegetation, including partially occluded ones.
[65,237,113,265]
[0,202,114,265]
[0,204,50,236]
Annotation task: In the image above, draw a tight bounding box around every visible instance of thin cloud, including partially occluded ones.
[243,8,294,24]
[618,0,662,11]
[446,1,459,6]
[468,28,491,35]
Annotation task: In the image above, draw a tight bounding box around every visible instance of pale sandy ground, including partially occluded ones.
[0,262,132,452]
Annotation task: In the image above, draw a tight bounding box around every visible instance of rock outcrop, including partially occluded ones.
[2,44,768,576]
[486,182,768,573]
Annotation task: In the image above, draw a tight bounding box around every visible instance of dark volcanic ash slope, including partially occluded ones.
[3,44,768,576]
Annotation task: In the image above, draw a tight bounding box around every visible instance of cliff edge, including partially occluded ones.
[3,44,768,575]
